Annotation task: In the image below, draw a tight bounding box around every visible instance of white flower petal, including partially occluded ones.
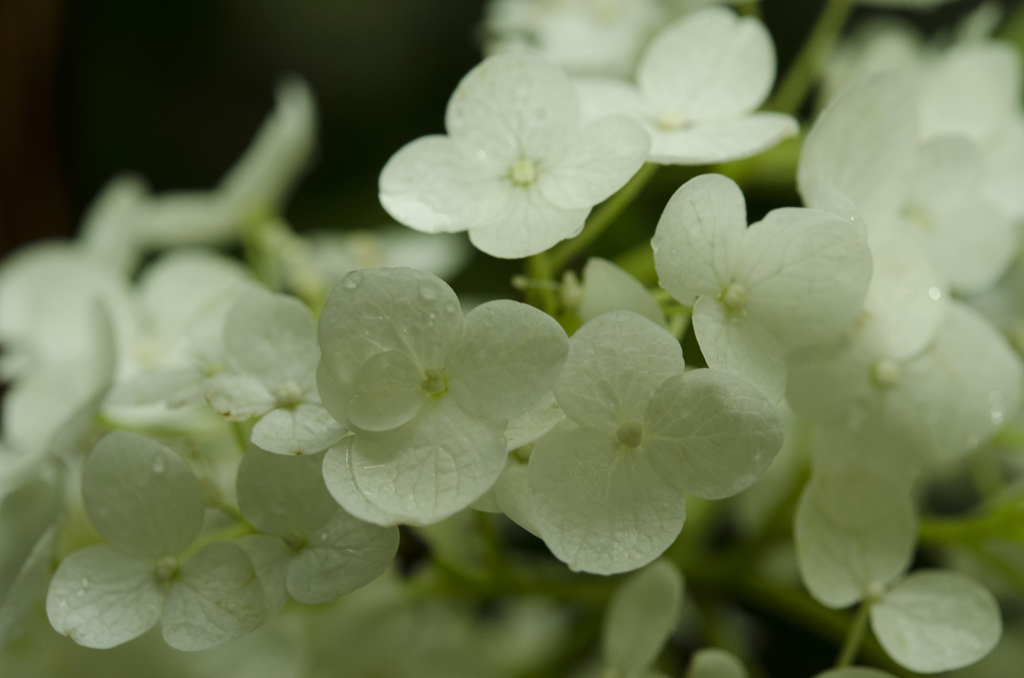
[602,560,684,678]
[236,535,291,616]
[162,541,265,651]
[107,367,206,409]
[342,350,427,432]
[686,648,749,678]
[236,445,339,538]
[871,570,1001,673]
[494,458,540,536]
[653,174,747,306]
[692,296,787,404]
[553,311,685,430]
[0,525,58,647]
[813,669,896,678]
[204,373,276,421]
[643,369,783,500]
[467,189,590,259]
[448,300,569,420]
[639,8,775,121]
[251,404,347,456]
[45,545,164,649]
[82,431,205,559]
[529,427,686,574]
[576,77,652,121]
[579,257,666,328]
[323,398,507,526]
[504,390,565,452]
[795,454,916,609]
[647,113,798,165]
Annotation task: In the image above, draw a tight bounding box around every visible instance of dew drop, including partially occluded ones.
[991,406,1005,425]
[80,578,89,588]
[420,285,438,301]
[151,457,165,474]
[476,150,487,160]
[928,286,942,301]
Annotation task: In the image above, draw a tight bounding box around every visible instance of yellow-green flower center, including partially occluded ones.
[616,422,643,448]
[509,158,539,186]
[421,368,448,395]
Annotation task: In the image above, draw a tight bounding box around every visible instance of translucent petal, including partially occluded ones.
[918,42,1021,143]
[236,445,339,538]
[82,431,204,559]
[799,74,917,221]
[602,560,684,677]
[494,459,540,536]
[236,535,291,616]
[344,350,426,432]
[686,648,748,678]
[529,428,686,574]
[643,369,783,500]
[162,541,265,651]
[108,367,206,409]
[223,290,319,391]
[739,208,872,348]
[871,570,1001,673]
[504,390,565,452]
[538,116,650,210]
[579,257,666,328]
[813,669,897,678]
[983,118,1024,219]
[203,373,276,422]
[285,510,399,604]
[0,525,58,647]
[653,174,746,306]
[318,268,462,385]
[322,398,508,526]
[0,470,61,611]
[553,311,685,430]
[467,189,590,260]
[445,53,579,164]
[251,404,347,456]
[448,300,569,420]
[794,454,916,609]
[638,8,775,121]
[45,545,164,649]
[576,77,652,122]
[306,228,471,285]
[647,114,799,166]
[692,296,786,404]
[379,135,512,234]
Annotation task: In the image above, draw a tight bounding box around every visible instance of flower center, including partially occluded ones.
[721,283,748,313]
[616,422,643,448]
[509,158,539,186]
[421,368,448,395]
[870,359,901,389]
[155,556,179,583]
[656,111,688,131]
[274,381,304,407]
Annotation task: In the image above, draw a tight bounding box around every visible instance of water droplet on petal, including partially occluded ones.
[420,285,438,301]
[80,578,89,588]
[928,287,942,301]
[152,457,165,474]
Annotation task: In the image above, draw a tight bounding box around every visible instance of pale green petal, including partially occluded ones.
[0,468,62,612]
[529,428,686,575]
[83,431,204,559]
[162,541,265,651]
[639,8,775,121]
[45,545,164,649]
[579,257,666,328]
[203,373,276,421]
[602,560,684,678]
[795,454,916,609]
[467,188,590,260]
[345,350,426,432]
[554,311,685,430]
[494,458,540,537]
[236,445,339,538]
[236,535,291,616]
[108,367,205,409]
[323,398,508,526]
[646,113,799,166]
[318,268,462,385]
[505,390,565,452]
[653,174,746,306]
[643,369,783,500]
[686,648,748,678]
[813,669,897,678]
[0,525,58,647]
[692,296,786,404]
[448,300,569,420]
[739,208,872,348]
[285,510,399,604]
[799,74,917,221]
[251,404,347,456]
[223,290,319,391]
[871,570,1001,673]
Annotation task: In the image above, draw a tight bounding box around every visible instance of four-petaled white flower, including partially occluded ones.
[378,53,650,259]
[576,7,799,165]
[317,267,569,525]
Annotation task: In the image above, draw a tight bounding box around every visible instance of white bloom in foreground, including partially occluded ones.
[46,432,265,650]
[235,446,397,611]
[528,311,782,574]
[653,173,872,402]
[686,648,748,678]
[318,267,569,525]
[204,290,344,455]
[379,53,649,259]
[601,560,684,678]
[577,7,798,165]
[576,256,666,328]
[822,19,927,107]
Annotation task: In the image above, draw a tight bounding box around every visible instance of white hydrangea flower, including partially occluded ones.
[46,432,265,650]
[686,648,748,678]
[813,670,896,678]
[317,267,569,525]
[576,256,666,328]
[653,173,873,402]
[204,290,345,456]
[528,311,782,574]
[378,53,650,259]
[235,446,397,610]
[822,19,928,107]
[576,7,798,165]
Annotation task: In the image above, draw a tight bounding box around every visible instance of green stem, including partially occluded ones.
[835,600,872,667]
[549,163,660,273]
[526,252,559,316]
[769,0,857,115]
